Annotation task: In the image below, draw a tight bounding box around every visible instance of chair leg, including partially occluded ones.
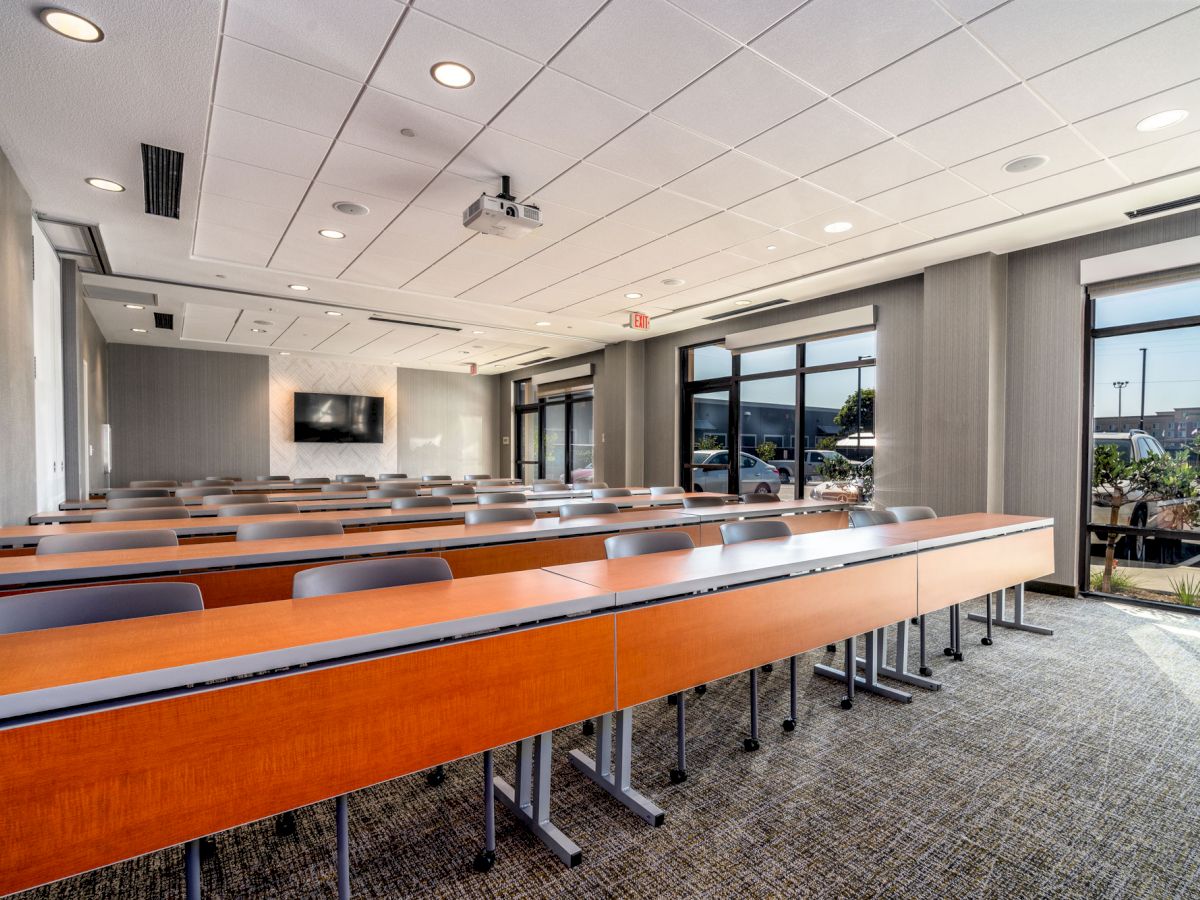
[336,795,349,900]
[669,693,688,784]
[473,750,497,872]
[782,656,797,731]
[841,637,855,709]
[982,592,994,645]
[185,838,201,900]
[944,605,964,661]
[918,614,932,677]
[743,670,760,751]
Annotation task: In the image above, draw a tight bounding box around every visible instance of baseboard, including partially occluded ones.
[1028,579,1077,598]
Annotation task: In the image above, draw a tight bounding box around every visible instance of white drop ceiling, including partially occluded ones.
[3,0,1200,372]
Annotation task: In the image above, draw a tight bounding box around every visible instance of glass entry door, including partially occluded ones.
[516,408,540,485]
[682,388,734,493]
[542,402,567,483]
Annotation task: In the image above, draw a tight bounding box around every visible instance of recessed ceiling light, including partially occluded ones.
[766,245,778,251]
[400,127,417,138]
[39,8,103,42]
[1003,155,1048,174]
[473,330,485,334]
[318,229,345,239]
[124,303,144,310]
[1136,109,1188,132]
[130,327,147,333]
[325,310,343,317]
[85,177,124,192]
[288,284,309,292]
[734,299,752,306]
[625,292,643,299]
[279,351,291,356]
[251,328,266,333]
[661,278,685,286]
[535,321,551,327]
[431,61,474,89]
[823,221,853,234]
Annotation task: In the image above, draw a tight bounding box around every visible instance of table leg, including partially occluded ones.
[336,795,349,900]
[875,620,941,691]
[569,708,665,828]
[744,670,760,752]
[495,734,582,867]
[473,750,496,872]
[815,633,913,705]
[968,583,1054,635]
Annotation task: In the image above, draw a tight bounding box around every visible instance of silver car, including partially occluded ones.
[690,450,781,495]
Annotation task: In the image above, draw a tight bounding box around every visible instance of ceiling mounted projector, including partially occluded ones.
[463,174,542,238]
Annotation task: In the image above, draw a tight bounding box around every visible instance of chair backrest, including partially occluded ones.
[391,496,453,510]
[37,529,179,556]
[889,506,937,522]
[0,582,204,635]
[849,508,900,528]
[593,488,632,499]
[218,502,299,518]
[236,520,344,541]
[682,496,727,509]
[532,478,560,484]
[205,493,269,506]
[107,496,186,510]
[292,556,453,599]
[532,482,569,492]
[719,519,792,545]
[322,484,365,494]
[738,492,781,504]
[432,484,475,496]
[367,487,418,499]
[604,531,695,559]
[649,485,685,496]
[336,474,370,483]
[206,476,240,482]
[129,480,178,488]
[464,507,537,525]
[294,477,331,485]
[558,502,619,519]
[378,473,407,481]
[422,475,452,482]
[256,475,291,482]
[194,479,234,486]
[108,488,171,499]
[175,486,232,499]
[477,492,527,505]
[475,479,512,487]
[465,473,492,480]
[92,507,191,523]
[576,481,607,490]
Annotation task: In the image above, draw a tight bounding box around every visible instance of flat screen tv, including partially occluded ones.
[293,392,384,443]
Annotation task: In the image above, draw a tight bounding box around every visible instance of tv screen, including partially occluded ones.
[293,392,384,443]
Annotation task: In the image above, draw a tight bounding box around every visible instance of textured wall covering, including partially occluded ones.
[61,261,109,496]
[270,356,397,479]
[395,368,497,479]
[0,146,36,526]
[108,345,269,485]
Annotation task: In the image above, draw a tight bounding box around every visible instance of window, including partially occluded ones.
[513,380,594,485]
[680,329,876,499]
[1085,277,1200,604]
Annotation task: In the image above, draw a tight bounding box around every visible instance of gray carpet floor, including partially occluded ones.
[17,593,1200,899]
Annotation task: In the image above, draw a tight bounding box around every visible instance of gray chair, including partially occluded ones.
[322,484,365,494]
[475,479,512,487]
[532,482,569,492]
[367,487,418,499]
[206,476,240,482]
[377,480,421,490]
[422,475,452,482]
[559,502,619,519]
[108,488,171,499]
[0,582,203,635]
[336,475,371,483]
[37,529,179,556]
[432,485,475,496]
[378,473,408,481]
[465,507,537,525]
[205,493,269,507]
[593,488,632,499]
[237,520,344,541]
[466,474,492,480]
[256,475,291,482]
[848,509,899,528]
[130,480,178,488]
[738,493,781,504]
[890,506,937,522]
[392,496,453,510]
[720,519,791,545]
[107,496,186,510]
[574,481,607,490]
[603,530,695,559]
[886,505,942,665]
[477,492,527,505]
[649,486,685,496]
[175,486,232,499]
[218,502,299,517]
[93,507,191,523]
[294,477,331,485]
[682,496,727,509]
[194,479,234,486]
[532,478,561,485]
[293,556,452,599]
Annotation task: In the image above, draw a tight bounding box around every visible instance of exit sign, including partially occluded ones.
[629,311,650,331]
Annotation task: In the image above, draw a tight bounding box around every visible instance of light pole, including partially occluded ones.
[855,356,870,455]
[1139,347,1148,430]
[1113,380,1129,420]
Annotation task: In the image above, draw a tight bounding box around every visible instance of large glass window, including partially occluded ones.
[1085,279,1200,605]
[680,330,876,499]
[513,380,595,485]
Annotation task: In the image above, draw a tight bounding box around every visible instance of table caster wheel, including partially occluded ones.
[782,718,796,732]
[919,666,933,677]
[426,766,446,787]
[742,738,760,752]
[274,811,296,837]
[953,651,964,662]
[943,647,953,656]
[981,637,993,646]
[581,719,594,736]
[761,664,773,673]
[694,684,707,696]
[472,849,495,873]
[199,835,218,862]
[840,698,853,710]
[669,768,688,784]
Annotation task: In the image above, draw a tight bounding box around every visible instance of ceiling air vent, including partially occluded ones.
[153,312,174,330]
[141,143,184,218]
[703,298,788,321]
[1125,194,1200,220]
[367,315,461,332]
[520,356,556,366]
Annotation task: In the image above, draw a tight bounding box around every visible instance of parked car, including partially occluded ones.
[690,450,781,494]
[1091,429,1168,560]
[810,478,866,503]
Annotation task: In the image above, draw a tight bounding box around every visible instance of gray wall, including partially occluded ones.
[107,344,270,485]
[395,368,499,478]
[0,145,35,525]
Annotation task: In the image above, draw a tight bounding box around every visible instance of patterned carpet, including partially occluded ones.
[17,593,1200,899]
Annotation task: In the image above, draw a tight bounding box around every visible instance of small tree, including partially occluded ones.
[833,388,875,435]
[756,440,777,462]
[695,434,722,451]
